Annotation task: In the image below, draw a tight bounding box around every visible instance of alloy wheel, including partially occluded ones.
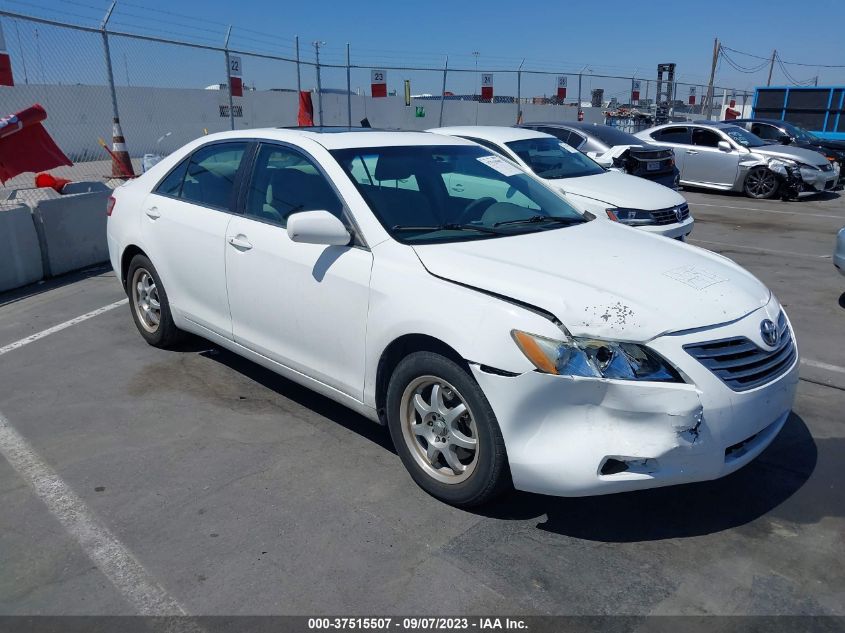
[400,376,479,484]
[131,267,161,333]
[746,168,778,198]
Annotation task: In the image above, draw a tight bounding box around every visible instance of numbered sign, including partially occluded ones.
[631,80,641,103]
[556,76,567,100]
[371,69,387,98]
[688,86,696,106]
[481,73,493,101]
[228,54,243,97]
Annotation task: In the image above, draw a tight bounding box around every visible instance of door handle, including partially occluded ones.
[227,235,253,251]
[452,183,465,192]
[145,206,161,220]
[686,150,699,155]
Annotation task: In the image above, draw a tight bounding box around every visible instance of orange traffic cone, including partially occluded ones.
[110,118,134,178]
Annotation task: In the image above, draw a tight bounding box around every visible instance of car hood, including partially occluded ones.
[412,220,770,342]
[756,144,829,166]
[545,170,684,209]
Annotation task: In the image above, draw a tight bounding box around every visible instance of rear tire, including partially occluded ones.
[386,351,510,507]
[126,254,183,348]
[743,166,779,199]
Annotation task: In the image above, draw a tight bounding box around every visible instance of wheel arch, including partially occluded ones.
[374,333,468,425]
[120,244,148,291]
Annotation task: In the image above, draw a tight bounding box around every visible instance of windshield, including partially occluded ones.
[722,125,767,148]
[505,137,605,179]
[583,125,643,147]
[330,144,586,244]
[780,121,821,143]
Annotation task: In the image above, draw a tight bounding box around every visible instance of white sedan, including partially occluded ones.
[429,126,694,240]
[108,128,797,506]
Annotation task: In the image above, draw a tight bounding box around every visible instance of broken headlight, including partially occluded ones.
[606,208,654,226]
[511,330,682,382]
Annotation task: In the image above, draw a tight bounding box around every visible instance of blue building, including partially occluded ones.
[752,86,845,140]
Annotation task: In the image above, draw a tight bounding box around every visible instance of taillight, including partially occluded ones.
[107,196,116,217]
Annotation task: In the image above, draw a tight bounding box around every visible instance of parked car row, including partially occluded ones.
[108,126,799,507]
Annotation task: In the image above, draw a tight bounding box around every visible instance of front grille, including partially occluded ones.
[684,312,795,392]
[650,203,689,225]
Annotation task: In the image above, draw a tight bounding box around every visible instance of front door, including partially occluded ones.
[224,143,372,400]
[683,127,740,186]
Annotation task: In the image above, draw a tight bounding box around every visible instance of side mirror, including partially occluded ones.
[287,210,351,246]
[717,140,732,152]
[779,135,792,145]
[593,155,614,168]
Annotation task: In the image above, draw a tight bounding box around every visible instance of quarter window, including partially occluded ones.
[245,144,343,227]
[155,157,189,197]
[179,142,247,210]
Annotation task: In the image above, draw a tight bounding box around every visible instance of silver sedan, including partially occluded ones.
[636,121,838,199]
[836,227,845,276]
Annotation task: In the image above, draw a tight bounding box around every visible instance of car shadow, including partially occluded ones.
[0,263,113,308]
[189,345,822,542]
[838,292,845,310]
[477,411,824,542]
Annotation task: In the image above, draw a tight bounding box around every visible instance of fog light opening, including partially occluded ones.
[600,458,629,476]
[600,457,659,476]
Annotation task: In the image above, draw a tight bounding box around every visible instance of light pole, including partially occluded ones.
[472,51,480,97]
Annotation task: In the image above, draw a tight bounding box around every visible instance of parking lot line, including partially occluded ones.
[801,358,845,374]
[689,202,843,220]
[688,238,830,260]
[0,298,128,358]
[0,411,193,617]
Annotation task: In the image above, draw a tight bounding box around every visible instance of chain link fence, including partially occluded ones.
[0,8,754,188]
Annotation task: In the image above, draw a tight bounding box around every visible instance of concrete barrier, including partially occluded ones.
[0,204,44,293]
[31,189,111,277]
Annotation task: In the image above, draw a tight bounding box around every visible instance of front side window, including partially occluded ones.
[505,137,604,179]
[245,144,343,227]
[331,144,585,244]
[691,128,722,148]
[179,142,248,210]
[750,123,783,141]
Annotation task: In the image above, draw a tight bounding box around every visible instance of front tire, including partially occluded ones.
[744,166,779,199]
[386,351,510,507]
[126,254,183,348]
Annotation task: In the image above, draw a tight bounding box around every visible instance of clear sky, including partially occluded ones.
[3,0,844,97]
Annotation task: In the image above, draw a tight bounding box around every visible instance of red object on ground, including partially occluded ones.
[35,172,71,192]
[298,91,314,126]
[0,103,71,184]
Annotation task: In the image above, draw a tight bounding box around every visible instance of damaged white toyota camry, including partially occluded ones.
[107,128,799,506]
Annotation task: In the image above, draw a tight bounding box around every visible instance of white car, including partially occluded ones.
[428,126,693,240]
[107,128,798,506]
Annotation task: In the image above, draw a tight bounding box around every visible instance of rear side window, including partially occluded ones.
[538,127,572,144]
[155,158,189,197]
[653,127,690,144]
[179,142,248,210]
[566,131,586,148]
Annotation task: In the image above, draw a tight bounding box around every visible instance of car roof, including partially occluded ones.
[189,127,476,150]
[427,125,555,143]
[521,121,604,132]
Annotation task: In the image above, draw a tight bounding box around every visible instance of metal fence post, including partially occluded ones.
[438,56,448,127]
[100,1,133,177]
[295,35,301,96]
[577,73,582,119]
[223,26,235,131]
[346,43,351,127]
[313,40,324,126]
[516,59,524,123]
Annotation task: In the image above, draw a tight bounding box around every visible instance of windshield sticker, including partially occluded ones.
[663,265,728,290]
[477,155,523,177]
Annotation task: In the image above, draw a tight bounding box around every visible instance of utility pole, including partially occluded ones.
[313,40,324,125]
[704,38,719,120]
[766,49,776,86]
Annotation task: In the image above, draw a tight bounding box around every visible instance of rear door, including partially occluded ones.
[683,127,740,186]
[141,141,249,338]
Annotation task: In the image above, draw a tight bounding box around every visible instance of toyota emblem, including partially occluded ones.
[760,319,779,347]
